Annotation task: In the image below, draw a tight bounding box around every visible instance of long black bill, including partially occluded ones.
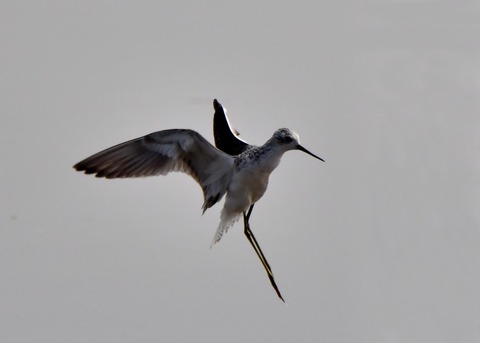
[297,145,325,162]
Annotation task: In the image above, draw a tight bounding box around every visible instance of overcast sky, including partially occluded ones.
[1,1,480,342]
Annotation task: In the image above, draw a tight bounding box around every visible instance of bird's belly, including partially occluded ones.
[248,173,269,203]
[227,170,270,212]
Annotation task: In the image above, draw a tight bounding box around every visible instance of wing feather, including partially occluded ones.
[74,129,234,211]
[213,99,253,155]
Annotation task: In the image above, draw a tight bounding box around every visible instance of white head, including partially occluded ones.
[271,128,324,161]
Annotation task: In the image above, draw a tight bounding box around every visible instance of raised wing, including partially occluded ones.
[213,99,253,155]
[74,129,234,212]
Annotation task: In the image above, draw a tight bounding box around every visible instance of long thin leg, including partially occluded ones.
[245,204,255,221]
[243,205,285,302]
[244,206,273,275]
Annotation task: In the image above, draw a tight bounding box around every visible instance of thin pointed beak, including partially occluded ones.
[297,145,325,162]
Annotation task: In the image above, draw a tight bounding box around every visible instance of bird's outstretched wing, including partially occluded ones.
[74,129,234,212]
[213,99,253,156]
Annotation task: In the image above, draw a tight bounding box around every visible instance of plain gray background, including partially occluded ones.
[1,1,479,342]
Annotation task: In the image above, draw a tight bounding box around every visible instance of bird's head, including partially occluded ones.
[272,128,324,162]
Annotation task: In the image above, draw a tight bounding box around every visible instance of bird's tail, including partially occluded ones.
[210,211,241,248]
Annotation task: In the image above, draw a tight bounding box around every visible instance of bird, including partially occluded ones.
[73,99,324,302]
[212,99,289,300]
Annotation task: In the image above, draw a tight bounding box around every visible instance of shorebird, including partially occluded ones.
[74,100,324,302]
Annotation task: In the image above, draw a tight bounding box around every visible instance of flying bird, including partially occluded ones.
[74,99,324,302]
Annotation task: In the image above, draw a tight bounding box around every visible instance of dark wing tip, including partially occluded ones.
[73,162,103,177]
[73,162,86,172]
[213,98,222,111]
[73,163,125,179]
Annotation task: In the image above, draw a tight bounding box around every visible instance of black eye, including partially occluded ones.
[283,136,293,143]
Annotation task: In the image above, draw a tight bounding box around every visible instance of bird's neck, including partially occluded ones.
[253,144,285,173]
